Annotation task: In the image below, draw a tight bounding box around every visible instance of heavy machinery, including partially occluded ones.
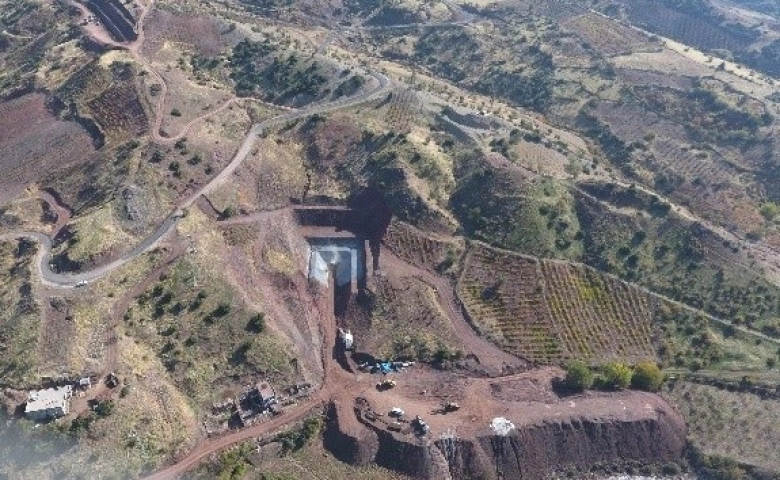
[412,415,430,435]
[442,402,460,413]
[376,379,397,390]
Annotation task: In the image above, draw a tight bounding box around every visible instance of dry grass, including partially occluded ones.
[367,275,463,361]
[0,189,49,235]
[255,438,413,480]
[62,206,136,263]
[0,240,40,386]
[34,39,92,91]
[225,133,308,212]
[563,13,653,56]
[662,380,780,471]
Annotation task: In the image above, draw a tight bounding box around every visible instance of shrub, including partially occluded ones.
[213,303,231,317]
[563,360,594,392]
[246,313,266,333]
[600,361,633,390]
[631,361,664,391]
[94,400,115,418]
[278,416,323,455]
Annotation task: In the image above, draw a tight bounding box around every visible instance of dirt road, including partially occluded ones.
[0,1,391,290]
[380,249,529,373]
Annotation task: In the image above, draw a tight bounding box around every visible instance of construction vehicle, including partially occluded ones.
[442,402,460,413]
[412,415,430,435]
[376,379,397,390]
[389,407,405,417]
[338,328,354,351]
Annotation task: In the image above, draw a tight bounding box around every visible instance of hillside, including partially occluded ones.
[0,0,778,478]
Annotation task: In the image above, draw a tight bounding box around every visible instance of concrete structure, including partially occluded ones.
[306,237,365,291]
[254,381,277,409]
[25,385,73,421]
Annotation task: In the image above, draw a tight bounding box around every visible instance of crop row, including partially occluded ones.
[87,83,148,142]
[457,243,658,364]
[383,221,454,272]
[385,88,420,133]
[652,138,732,185]
[509,0,586,21]
[563,13,651,56]
[540,261,656,362]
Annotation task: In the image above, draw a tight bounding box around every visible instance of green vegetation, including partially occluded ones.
[563,360,594,392]
[246,313,266,333]
[576,185,780,339]
[760,202,779,222]
[0,241,39,386]
[657,304,779,371]
[451,163,582,259]
[665,380,780,475]
[630,84,770,148]
[230,39,327,104]
[406,28,555,112]
[210,441,254,480]
[598,361,633,390]
[333,74,366,98]
[562,360,670,393]
[125,258,295,407]
[278,416,323,455]
[631,361,664,392]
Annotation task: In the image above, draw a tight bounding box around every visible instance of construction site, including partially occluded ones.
[184,198,687,479]
[9,0,778,476]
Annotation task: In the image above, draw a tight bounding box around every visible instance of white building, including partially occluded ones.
[25,385,73,421]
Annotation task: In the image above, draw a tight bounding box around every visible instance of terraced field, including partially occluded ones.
[385,88,421,134]
[540,261,657,361]
[382,220,462,272]
[663,380,780,472]
[457,243,658,364]
[563,13,653,56]
[86,80,149,143]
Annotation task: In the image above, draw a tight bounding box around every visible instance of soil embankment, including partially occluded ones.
[327,391,687,479]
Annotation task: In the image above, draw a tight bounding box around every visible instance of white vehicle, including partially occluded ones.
[389,407,405,417]
[75,280,88,288]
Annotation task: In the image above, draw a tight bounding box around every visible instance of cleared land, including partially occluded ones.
[0,95,96,205]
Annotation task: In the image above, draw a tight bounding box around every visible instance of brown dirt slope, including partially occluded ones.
[0,95,96,204]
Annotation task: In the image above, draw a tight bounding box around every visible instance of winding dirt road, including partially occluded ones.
[1,1,391,290]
